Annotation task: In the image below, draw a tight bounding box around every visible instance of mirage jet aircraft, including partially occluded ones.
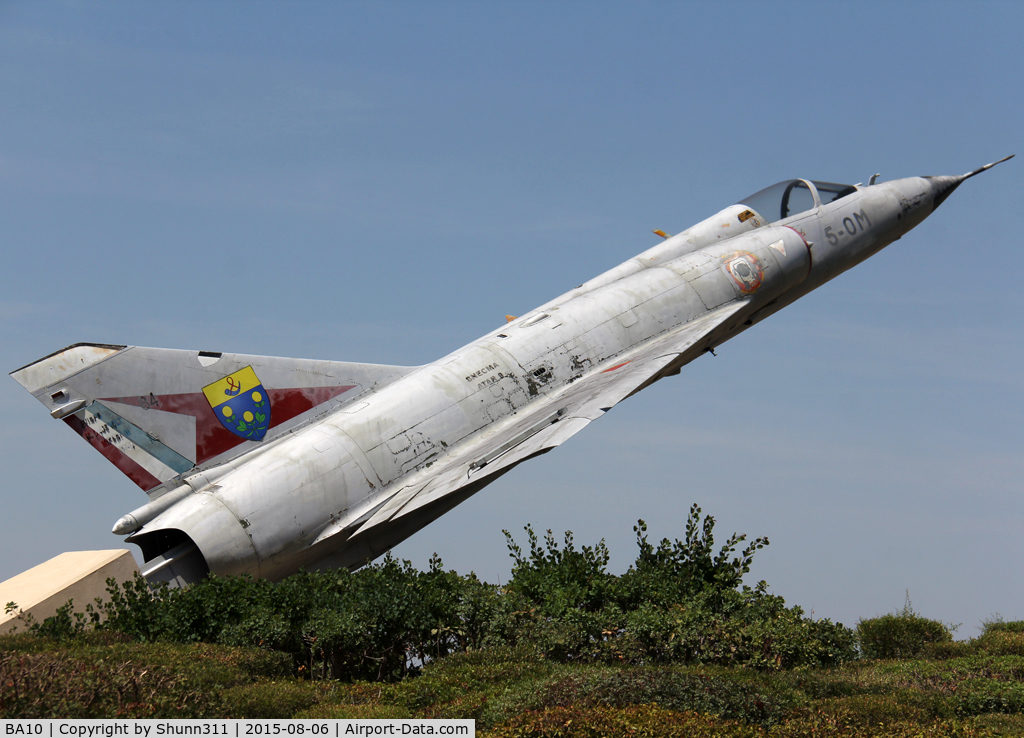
[12,157,1013,586]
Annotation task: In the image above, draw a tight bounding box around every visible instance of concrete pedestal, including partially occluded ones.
[0,550,139,634]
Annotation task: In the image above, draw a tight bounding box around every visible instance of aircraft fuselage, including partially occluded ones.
[13,161,1010,587]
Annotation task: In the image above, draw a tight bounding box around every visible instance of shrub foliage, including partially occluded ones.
[3,508,1022,730]
[14,505,854,681]
[857,597,954,660]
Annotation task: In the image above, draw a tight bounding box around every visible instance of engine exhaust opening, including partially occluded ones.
[132,528,210,589]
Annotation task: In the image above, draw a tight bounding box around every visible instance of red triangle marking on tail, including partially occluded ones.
[102,385,356,465]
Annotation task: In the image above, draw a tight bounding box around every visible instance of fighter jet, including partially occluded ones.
[11,157,1013,587]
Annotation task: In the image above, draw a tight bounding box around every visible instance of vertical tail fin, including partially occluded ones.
[12,343,416,493]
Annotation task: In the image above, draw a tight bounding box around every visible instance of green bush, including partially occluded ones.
[534,666,793,725]
[976,619,1024,657]
[485,703,762,738]
[218,681,319,718]
[857,599,954,660]
[296,703,411,719]
[978,631,1024,657]
[10,507,855,686]
[954,679,1024,717]
[623,506,768,606]
[0,640,294,718]
[497,508,854,670]
[923,640,978,660]
[503,526,619,616]
[621,585,856,670]
[95,555,502,682]
[982,619,1024,634]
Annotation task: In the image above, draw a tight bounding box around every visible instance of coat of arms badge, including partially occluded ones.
[202,366,272,441]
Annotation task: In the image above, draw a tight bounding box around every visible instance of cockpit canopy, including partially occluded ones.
[738,179,858,223]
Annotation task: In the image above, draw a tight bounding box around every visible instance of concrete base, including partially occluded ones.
[0,550,139,634]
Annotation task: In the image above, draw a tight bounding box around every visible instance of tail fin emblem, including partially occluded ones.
[202,366,272,441]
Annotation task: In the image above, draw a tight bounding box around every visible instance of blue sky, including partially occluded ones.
[1,1,1021,636]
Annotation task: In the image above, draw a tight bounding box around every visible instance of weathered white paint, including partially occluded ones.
[11,159,1012,585]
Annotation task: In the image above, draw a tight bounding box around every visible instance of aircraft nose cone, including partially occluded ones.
[923,174,966,211]
[923,155,1014,212]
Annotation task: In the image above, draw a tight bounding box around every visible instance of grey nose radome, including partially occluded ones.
[926,155,1014,211]
[923,174,966,210]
